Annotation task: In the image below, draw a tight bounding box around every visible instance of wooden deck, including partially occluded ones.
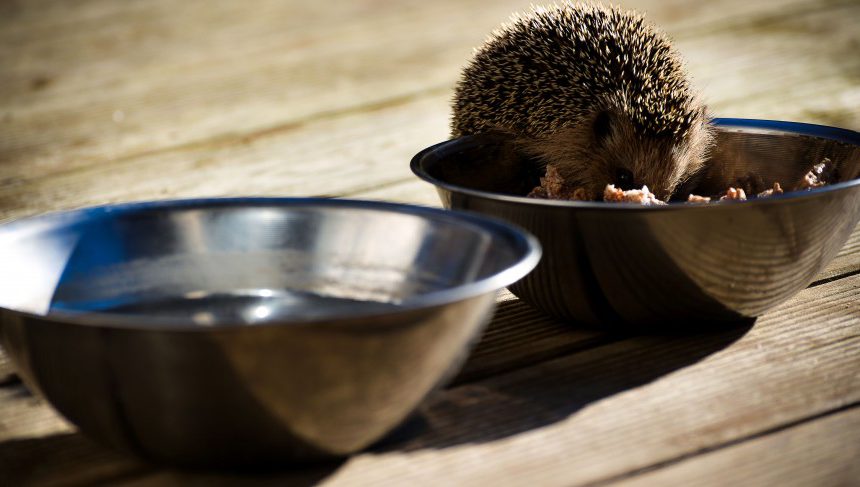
[1,0,858,485]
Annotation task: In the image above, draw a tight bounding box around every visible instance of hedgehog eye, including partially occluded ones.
[593,111,612,142]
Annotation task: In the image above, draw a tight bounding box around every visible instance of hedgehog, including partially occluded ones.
[451,2,714,201]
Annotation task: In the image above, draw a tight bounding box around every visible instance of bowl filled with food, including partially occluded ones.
[416,3,859,328]
[0,198,540,466]
[411,119,860,328]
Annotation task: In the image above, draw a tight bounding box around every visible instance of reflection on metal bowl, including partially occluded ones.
[0,198,540,466]
[412,119,860,328]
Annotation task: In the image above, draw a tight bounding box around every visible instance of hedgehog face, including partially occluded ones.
[525,109,712,201]
[590,110,711,201]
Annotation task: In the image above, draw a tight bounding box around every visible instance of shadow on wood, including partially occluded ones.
[0,432,345,486]
[0,432,148,486]
[451,298,611,384]
[374,319,754,452]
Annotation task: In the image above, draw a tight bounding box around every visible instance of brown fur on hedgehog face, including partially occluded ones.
[524,108,713,201]
[451,3,714,201]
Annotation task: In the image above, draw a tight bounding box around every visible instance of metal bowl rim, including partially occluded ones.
[0,197,542,331]
[410,118,860,211]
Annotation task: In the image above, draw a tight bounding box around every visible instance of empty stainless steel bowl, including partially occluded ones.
[412,119,860,328]
[0,198,540,466]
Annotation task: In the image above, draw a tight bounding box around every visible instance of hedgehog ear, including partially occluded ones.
[593,111,613,143]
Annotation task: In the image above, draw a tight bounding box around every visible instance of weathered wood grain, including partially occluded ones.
[1,0,857,225]
[0,429,148,487]
[611,407,860,487]
[0,385,70,441]
[819,227,860,282]
[0,0,838,187]
[0,352,13,385]
[349,178,441,206]
[455,296,607,384]
[684,0,860,126]
[0,93,452,222]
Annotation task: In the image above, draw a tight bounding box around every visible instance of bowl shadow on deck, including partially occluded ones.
[0,426,346,486]
[0,384,346,486]
[372,302,755,452]
[0,432,148,486]
[0,433,344,486]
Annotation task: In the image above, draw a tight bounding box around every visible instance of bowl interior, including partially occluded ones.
[0,199,534,326]
[415,120,860,202]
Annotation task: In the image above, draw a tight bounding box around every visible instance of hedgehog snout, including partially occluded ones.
[613,167,637,191]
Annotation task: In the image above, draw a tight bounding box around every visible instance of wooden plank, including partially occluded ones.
[0,386,71,441]
[0,0,849,189]
[455,295,606,384]
[0,352,13,385]
[1,0,857,223]
[0,0,480,178]
[0,92,452,222]
[348,178,441,207]
[0,429,148,487]
[680,1,860,125]
[819,226,860,282]
[612,407,860,487]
